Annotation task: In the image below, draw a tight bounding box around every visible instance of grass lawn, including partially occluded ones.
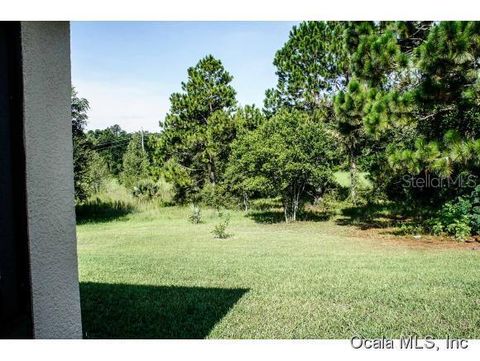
[77,206,480,339]
[333,171,372,189]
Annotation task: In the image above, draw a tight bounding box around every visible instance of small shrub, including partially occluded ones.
[468,185,480,234]
[446,219,471,241]
[430,220,445,236]
[216,207,225,218]
[198,182,236,210]
[397,222,424,236]
[313,189,342,214]
[132,178,174,205]
[425,185,480,241]
[189,204,202,224]
[133,179,160,200]
[212,214,231,239]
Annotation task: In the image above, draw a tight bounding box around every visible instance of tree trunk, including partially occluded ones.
[284,185,303,223]
[242,192,249,212]
[207,158,216,187]
[349,152,357,205]
[292,190,299,222]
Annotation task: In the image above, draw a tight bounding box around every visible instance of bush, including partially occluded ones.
[133,179,160,199]
[427,185,480,241]
[397,222,424,236]
[86,151,110,195]
[429,220,444,236]
[198,182,236,210]
[212,213,231,239]
[446,220,471,241]
[189,204,202,224]
[468,185,480,234]
[132,178,174,205]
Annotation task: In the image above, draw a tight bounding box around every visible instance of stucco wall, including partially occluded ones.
[21,21,82,338]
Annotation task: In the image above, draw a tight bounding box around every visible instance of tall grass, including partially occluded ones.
[76,178,174,224]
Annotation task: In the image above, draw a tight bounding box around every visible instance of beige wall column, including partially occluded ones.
[21,21,82,339]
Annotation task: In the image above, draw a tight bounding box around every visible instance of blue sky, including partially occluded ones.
[71,22,297,132]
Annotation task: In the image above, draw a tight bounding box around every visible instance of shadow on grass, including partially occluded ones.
[247,209,332,224]
[335,203,406,230]
[76,198,134,224]
[80,282,248,338]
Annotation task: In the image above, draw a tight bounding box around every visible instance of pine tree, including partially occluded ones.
[159,55,237,202]
[268,22,380,203]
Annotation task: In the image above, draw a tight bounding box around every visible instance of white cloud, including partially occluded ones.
[74,79,170,132]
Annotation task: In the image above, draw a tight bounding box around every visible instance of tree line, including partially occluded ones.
[73,21,480,232]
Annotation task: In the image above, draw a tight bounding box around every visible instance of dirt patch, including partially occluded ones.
[343,224,479,250]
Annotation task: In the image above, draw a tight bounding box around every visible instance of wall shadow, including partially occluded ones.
[76,198,134,224]
[80,282,248,339]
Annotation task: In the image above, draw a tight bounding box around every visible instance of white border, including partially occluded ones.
[1,340,480,361]
[2,1,480,359]
[2,0,480,20]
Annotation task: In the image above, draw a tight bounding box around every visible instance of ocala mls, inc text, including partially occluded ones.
[351,336,468,350]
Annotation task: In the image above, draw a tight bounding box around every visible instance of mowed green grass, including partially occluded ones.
[77,206,480,339]
[333,171,372,189]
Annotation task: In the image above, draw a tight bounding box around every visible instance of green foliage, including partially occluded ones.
[232,105,265,136]
[161,158,195,201]
[348,24,407,87]
[428,186,480,240]
[388,131,480,181]
[446,221,472,241]
[269,22,408,205]
[159,55,237,202]
[211,213,231,239]
[132,179,173,205]
[198,182,234,209]
[72,137,93,202]
[222,106,266,209]
[415,22,480,140]
[132,179,158,200]
[430,220,445,236]
[121,133,150,189]
[87,125,131,176]
[396,223,424,236]
[85,151,110,194]
[74,23,480,339]
[71,87,90,138]
[267,21,349,112]
[333,79,372,203]
[76,179,177,229]
[374,22,480,206]
[188,204,202,224]
[75,21,480,227]
[227,108,335,222]
[71,87,93,202]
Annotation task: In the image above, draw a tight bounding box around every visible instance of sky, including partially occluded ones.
[71,21,297,132]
